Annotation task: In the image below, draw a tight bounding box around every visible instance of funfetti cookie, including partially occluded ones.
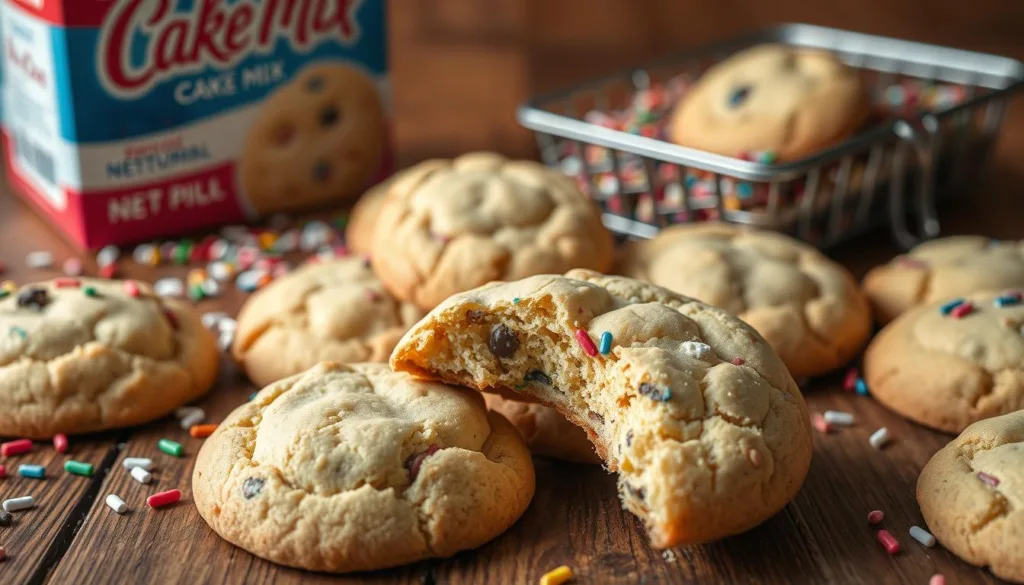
[863,235,1024,323]
[0,278,218,438]
[193,362,535,573]
[864,290,1024,433]
[346,170,404,255]
[232,257,423,387]
[483,394,601,465]
[917,411,1024,583]
[370,152,615,311]
[620,223,871,378]
[668,44,870,161]
[241,62,384,216]
[391,270,813,548]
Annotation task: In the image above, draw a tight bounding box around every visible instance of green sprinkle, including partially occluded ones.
[158,438,183,457]
[0,290,9,300]
[188,283,206,302]
[172,242,192,265]
[82,286,98,297]
[64,460,94,477]
[599,331,612,355]
[512,297,520,304]
[248,392,258,401]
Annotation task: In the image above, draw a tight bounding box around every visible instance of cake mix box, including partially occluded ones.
[1,0,389,248]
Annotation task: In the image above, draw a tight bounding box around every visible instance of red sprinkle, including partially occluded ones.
[123,280,140,297]
[164,309,178,330]
[0,546,5,561]
[977,471,1000,487]
[843,368,859,392]
[54,278,80,288]
[99,264,117,279]
[147,489,182,509]
[732,357,745,366]
[929,575,945,585]
[877,529,900,555]
[1,439,33,457]
[53,434,69,454]
[0,464,6,478]
[575,329,598,357]
[812,413,832,434]
[950,302,974,319]
[867,510,884,525]
[407,445,441,481]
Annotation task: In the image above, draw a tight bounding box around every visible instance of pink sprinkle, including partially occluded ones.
[407,444,441,481]
[877,529,900,555]
[62,257,83,276]
[732,357,745,366]
[365,289,380,302]
[812,413,832,434]
[332,244,349,257]
[0,464,6,478]
[843,368,859,392]
[929,574,945,585]
[0,439,33,457]
[951,302,974,319]
[54,278,80,288]
[123,280,140,297]
[575,329,598,357]
[99,264,117,279]
[867,510,884,525]
[977,471,1000,487]
[53,433,69,454]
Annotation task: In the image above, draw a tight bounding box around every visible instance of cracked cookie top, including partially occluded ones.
[192,362,534,573]
[917,411,1024,582]
[864,290,1024,433]
[391,270,812,547]
[620,223,871,377]
[863,235,1024,323]
[369,152,614,311]
[0,278,218,437]
[232,257,424,387]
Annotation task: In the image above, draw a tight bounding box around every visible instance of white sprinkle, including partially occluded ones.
[909,526,936,547]
[560,156,582,176]
[236,269,266,292]
[96,245,120,267]
[201,279,221,298]
[274,230,299,253]
[300,221,331,251]
[207,239,231,262]
[179,408,205,430]
[62,257,83,276]
[207,260,234,282]
[3,496,35,512]
[869,427,890,449]
[26,251,54,269]
[680,341,712,360]
[153,278,184,298]
[316,245,336,260]
[105,494,127,514]
[218,329,235,353]
[201,312,230,331]
[823,410,855,426]
[175,406,202,419]
[218,317,237,332]
[132,243,158,265]
[122,457,153,471]
[130,466,152,484]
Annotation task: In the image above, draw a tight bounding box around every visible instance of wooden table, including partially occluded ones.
[3,115,1024,585]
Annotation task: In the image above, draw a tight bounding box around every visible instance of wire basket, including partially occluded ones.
[517,24,1024,249]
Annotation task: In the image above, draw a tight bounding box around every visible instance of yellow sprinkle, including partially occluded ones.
[539,565,574,585]
[187,268,208,287]
[724,197,741,211]
[259,232,278,250]
[1,281,16,293]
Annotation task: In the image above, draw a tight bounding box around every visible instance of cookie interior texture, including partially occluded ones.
[917,411,1024,582]
[392,270,812,548]
[483,394,601,465]
[862,235,1024,323]
[0,278,218,437]
[193,362,535,573]
[232,257,424,387]
[620,223,871,378]
[864,289,1024,433]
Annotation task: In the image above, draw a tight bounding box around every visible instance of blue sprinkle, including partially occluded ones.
[684,175,698,189]
[728,85,751,108]
[855,379,869,396]
[599,331,612,355]
[995,294,1022,308]
[512,297,520,305]
[737,182,754,199]
[9,326,26,339]
[248,392,258,402]
[18,464,45,479]
[662,388,673,401]
[939,298,965,315]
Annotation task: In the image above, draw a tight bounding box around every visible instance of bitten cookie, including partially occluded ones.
[863,235,1024,323]
[620,223,871,378]
[864,290,1024,433]
[232,257,423,387]
[371,152,615,311]
[668,44,870,161]
[391,270,812,547]
[193,362,535,573]
[241,62,384,216]
[0,278,217,438]
[483,394,600,465]
[917,411,1024,583]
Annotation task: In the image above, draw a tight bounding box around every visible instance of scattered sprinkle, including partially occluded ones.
[96,245,120,267]
[929,574,946,585]
[512,297,520,304]
[855,378,869,396]
[638,382,672,402]
[823,410,854,426]
[133,243,159,265]
[147,489,181,509]
[131,466,153,484]
[994,291,1022,307]
[62,257,83,276]
[812,413,832,434]
[2,496,34,512]
[575,329,598,357]
[157,438,184,457]
[977,471,1000,487]
[123,280,140,297]
[64,460,94,477]
[909,525,936,547]
[365,289,380,303]
[99,264,118,279]
[679,341,711,360]
[868,427,890,449]
[732,357,745,366]
[939,298,965,315]
[82,285,99,297]
[1,439,33,457]
[53,434,69,454]
[18,464,45,479]
[843,368,858,391]
[189,424,218,438]
[122,458,154,471]
[876,529,900,555]
[950,301,974,319]
[249,392,258,401]
[177,407,206,430]
[54,277,80,288]
[539,565,574,585]
[106,494,128,514]
[25,250,54,269]
[867,510,884,525]
[598,331,612,355]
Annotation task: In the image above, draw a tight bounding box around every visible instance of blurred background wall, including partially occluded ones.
[389,0,1024,164]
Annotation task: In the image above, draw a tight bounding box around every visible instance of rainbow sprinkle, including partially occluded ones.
[598,331,612,355]
[939,298,966,315]
[994,292,1022,307]
[977,471,1000,487]
[950,302,974,319]
[82,286,98,298]
[575,329,598,357]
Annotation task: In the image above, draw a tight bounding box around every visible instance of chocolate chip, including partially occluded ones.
[465,310,485,323]
[242,477,265,499]
[312,160,331,182]
[17,287,49,310]
[319,105,340,127]
[406,444,441,481]
[728,85,752,108]
[524,370,551,385]
[488,324,519,358]
[306,76,325,92]
[626,430,634,447]
[639,382,671,402]
[0,509,11,526]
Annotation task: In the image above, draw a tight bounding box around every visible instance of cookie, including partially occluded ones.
[864,290,1024,433]
[232,257,423,387]
[917,411,1024,582]
[483,394,600,465]
[370,152,615,311]
[345,175,394,255]
[193,362,535,573]
[620,223,871,378]
[668,44,870,161]
[391,270,812,547]
[863,235,1024,323]
[241,62,384,216]
[0,278,218,438]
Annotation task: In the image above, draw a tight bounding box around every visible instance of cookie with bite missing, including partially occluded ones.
[391,270,812,547]
[483,394,600,465]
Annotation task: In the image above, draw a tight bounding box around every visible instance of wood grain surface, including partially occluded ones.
[3,1,1024,583]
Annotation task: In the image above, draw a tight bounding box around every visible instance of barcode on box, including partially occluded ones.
[14,130,56,186]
